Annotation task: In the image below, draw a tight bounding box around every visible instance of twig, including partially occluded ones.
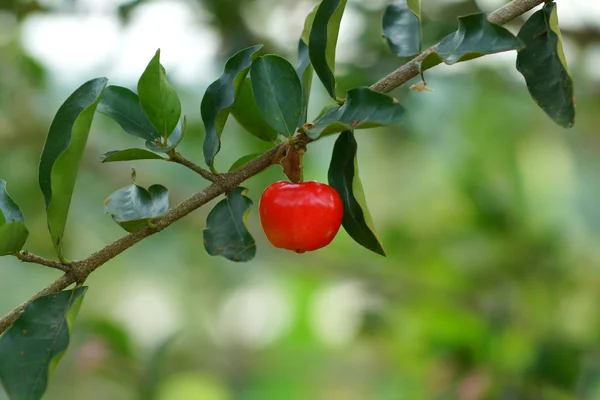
[14,250,70,272]
[0,0,547,335]
[167,151,220,182]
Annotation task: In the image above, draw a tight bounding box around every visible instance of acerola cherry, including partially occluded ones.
[259,181,344,253]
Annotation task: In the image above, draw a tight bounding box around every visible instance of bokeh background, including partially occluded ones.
[2,0,600,398]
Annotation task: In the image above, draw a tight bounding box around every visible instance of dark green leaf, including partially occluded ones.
[308,0,347,98]
[97,85,159,141]
[145,116,186,153]
[307,87,406,139]
[516,1,574,128]
[204,187,256,262]
[0,287,87,400]
[228,153,262,172]
[202,44,263,168]
[39,77,107,260]
[297,38,313,126]
[104,170,169,233]
[137,49,181,138]
[250,55,303,137]
[435,13,523,65]
[382,0,421,57]
[328,131,385,256]
[230,78,278,142]
[100,149,166,163]
[0,180,28,256]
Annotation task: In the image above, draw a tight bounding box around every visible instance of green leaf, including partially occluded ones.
[308,0,347,98]
[0,180,28,256]
[516,1,574,128]
[230,78,278,142]
[97,85,159,141]
[202,44,263,168]
[228,153,262,172]
[100,149,166,163]
[145,116,186,153]
[203,187,256,262]
[104,170,169,233]
[301,4,319,44]
[328,131,385,256]
[297,38,313,126]
[0,287,87,400]
[419,13,523,72]
[382,0,421,57]
[307,87,406,139]
[39,77,107,260]
[250,55,303,137]
[137,49,181,138]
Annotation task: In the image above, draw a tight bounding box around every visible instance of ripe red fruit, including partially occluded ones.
[259,181,344,253]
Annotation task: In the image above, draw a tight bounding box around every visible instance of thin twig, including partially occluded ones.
[167,151,220,182]
[0,0,547,335]
[14,251,70,272]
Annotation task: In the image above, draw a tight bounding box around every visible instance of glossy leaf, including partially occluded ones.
[328,131,385,256]
[250,55,303,137]
[229,153,262,172]
[420,13,523,72]
[516,1,574,128]
[308,0,347,98]
[0,180,28,256]
[203,187,256,262]
[104,170,169,233]
[382,0,421,57]
[306,87,406,139]
[0,287,87,400]
[297,38,313,126]
[137,49,181,138]
[202,44,263,167]
[39,77,107,260]
[96,85,159,141]
[100,149,166,163]
[230,78,278,142]
[145,116,186,153]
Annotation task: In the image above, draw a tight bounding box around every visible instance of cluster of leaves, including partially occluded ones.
[0,1,575,399]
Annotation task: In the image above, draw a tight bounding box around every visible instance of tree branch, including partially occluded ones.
[0,0,546,335]
[14,250,70,272]
[167,151,220,182]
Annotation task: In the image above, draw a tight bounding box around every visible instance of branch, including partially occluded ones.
[370,0,546,94]
[15,250,70,272]
[0,0,546,335]
[167,151,220,182]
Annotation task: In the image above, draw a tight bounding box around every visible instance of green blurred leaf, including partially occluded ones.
[230,78,278,142]
[306,87,406,139]
[328,131,385,256]
[0,180,28,256]
[104,170,169,233]
[228,153,262,172]
[308,0,347,98]
[301,4,318,44]
[516,1,574,128]
[250,55,303,138]
[382,0,421,57]
[39,77,107,261]
[202,44,263,168]
[97,85,160,141]
[145,116,186,153]
[297,39,313,126]
[0,287,87,400]
[203,187,255,262]
[137,49,181,138]
[420,13,523,72]
[100,149,166,163]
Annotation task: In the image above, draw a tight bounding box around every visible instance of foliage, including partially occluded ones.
[0,1,578,399]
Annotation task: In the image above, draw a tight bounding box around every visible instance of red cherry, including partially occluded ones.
[259,181,344,253]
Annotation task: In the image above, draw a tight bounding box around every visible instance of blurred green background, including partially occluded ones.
[2,0,600,399]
